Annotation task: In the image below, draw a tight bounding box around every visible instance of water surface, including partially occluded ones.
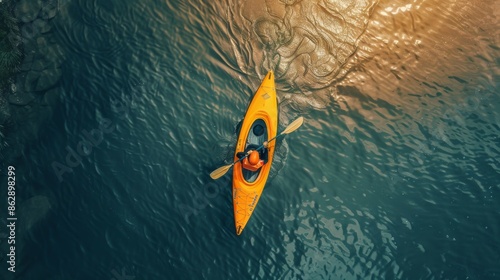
[2,0,499,279]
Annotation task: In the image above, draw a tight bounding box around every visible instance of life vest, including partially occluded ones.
[242,157,264,171]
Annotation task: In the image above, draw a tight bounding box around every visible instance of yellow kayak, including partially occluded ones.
[233,70,278,235]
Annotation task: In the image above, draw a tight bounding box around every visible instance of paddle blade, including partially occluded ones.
[210,164,233,180]
[281,117,304,135]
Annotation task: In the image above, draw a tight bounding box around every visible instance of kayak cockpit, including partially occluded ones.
[241,119,268,183]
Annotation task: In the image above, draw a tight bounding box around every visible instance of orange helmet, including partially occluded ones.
[249,151,260,165]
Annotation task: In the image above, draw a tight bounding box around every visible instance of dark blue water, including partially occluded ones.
[1,0,499,279]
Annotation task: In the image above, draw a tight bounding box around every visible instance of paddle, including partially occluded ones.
[209,117,304,180]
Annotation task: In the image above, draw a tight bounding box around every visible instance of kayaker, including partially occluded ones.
[242,150,264,171]
[237,142,268,172]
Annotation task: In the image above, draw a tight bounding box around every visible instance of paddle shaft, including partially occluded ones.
[210,117,304,180]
